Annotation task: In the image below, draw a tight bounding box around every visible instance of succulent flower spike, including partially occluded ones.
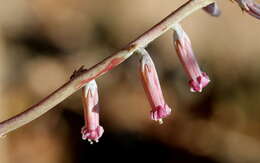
[138,48,172,124]
[81,80,104,144]
[203,3,221,17]
[172,24,210,92]
[235,0,260,19]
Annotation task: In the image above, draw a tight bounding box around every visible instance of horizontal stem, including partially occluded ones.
[0,0,214,137]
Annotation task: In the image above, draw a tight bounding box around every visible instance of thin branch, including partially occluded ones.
[0,0,214,137]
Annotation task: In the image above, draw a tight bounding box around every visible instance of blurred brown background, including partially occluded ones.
[0,0,260,163]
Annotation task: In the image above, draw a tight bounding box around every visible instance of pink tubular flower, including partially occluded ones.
[81,80,104,144]
[236,0,260,19]
[203,3,221,17]
[172,24,210,92]
[138,49,171,124]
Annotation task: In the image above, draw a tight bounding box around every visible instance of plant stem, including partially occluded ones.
[0,0,214,137]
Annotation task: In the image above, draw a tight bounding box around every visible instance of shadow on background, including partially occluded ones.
[63,109,217,163]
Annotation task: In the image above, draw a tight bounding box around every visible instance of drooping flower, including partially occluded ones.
[172,24,210,92]
[235,0,260,19]
[203,3,221,17]
[81,80,104,144]
[138,48,172,124]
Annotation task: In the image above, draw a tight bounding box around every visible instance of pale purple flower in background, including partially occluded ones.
[138,49,172,124]
[172,24,210,92]
[203,3,221,17]
[81,80,104,144]
[236,0,260,19]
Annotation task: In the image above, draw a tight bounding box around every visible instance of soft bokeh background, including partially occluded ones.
[0,0,260,163]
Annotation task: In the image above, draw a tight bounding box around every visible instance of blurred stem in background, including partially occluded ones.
[0,30,9,163]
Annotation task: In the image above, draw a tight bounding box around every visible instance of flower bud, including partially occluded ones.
[236,0,260,19]
[203,3,221,17]
[81,80,104,144]
[138,49,172,124]
[172,24,210,92]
